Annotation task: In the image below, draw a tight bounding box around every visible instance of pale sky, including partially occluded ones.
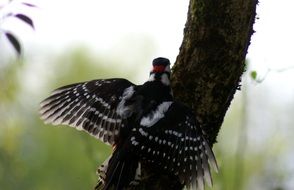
[1,0,294,72]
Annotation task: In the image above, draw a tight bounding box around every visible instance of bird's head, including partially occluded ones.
[148,57,171,85]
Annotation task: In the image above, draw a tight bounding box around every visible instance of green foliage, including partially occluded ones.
[0,60,21,102]
[250,70,257,80]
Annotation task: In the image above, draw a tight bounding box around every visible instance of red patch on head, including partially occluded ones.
[152,65,165,73]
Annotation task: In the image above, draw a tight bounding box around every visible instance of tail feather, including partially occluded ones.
[96,149,138,190]
[104,161,122,190]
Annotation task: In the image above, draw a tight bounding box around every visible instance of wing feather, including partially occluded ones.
[40,78,134,145]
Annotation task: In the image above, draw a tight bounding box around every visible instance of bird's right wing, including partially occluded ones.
[131,102,218,190]
[40,78,135,145]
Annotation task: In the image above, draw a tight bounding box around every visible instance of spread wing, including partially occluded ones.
[130,102,218,190]
[40,78,135,145]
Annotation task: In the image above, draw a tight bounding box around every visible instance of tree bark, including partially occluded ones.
[172,0,257,145]
[119,0,257,189]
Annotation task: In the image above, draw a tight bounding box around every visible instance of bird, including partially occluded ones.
[39,57,218,190]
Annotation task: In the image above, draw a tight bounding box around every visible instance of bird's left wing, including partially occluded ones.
[40,78,135,145]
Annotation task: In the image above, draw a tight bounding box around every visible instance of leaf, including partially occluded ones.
[250,71,257,80]
[5,32,21,55]
[3,13,14,18]
[21,2,37,7]
[14,14,34,29]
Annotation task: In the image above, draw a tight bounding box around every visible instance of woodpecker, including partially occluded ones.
[40,57,218,190]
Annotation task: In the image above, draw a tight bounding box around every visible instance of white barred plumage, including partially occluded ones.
[39,57,218,190]
[40,78,133,145]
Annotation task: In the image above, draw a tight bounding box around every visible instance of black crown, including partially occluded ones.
[152,57,170,67]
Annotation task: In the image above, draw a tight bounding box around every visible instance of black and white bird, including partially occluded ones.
[39,57,218,190]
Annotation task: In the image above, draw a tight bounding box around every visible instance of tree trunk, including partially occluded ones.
[137,0,258,189]
[172,0,258,145]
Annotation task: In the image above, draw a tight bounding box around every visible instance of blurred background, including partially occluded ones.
[0,0,294,189]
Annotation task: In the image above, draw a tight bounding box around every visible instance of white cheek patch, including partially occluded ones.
[164,65,171,73]
[160,73,170,85]
[140,101,173,127]
[148,73,155,81]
